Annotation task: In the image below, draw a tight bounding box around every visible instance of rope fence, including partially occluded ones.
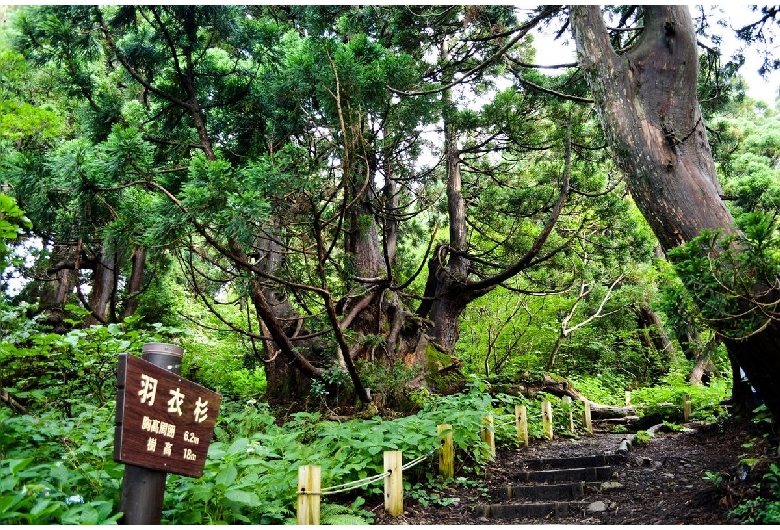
[303,448,437,498]
[296,394,696,524]
[318,471,390,496]
[402,448,437,471]
[296,448,437,524]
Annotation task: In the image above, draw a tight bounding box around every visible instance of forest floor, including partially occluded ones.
[370,416,776,525]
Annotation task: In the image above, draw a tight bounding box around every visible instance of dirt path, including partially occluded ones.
[371,417,770,525]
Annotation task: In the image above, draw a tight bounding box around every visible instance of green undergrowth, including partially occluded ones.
[0,377,594,524]
[631,376,731,425]
[729,463,780,523]
[0,403,123,524]
[0,370,738,524]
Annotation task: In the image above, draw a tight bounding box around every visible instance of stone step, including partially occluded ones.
[522,454,617,470]
[479,500,590,519]
[511,465,613,483]
[490,481,585,501]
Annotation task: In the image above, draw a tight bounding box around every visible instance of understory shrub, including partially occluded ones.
[632,377,731,424]
[2,375,568,524]
[729,464,780,523]
[0,306,187,416]
[0,403,123,524]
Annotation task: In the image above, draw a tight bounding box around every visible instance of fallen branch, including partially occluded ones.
[646,423,666,437]
[0,387,32,416]
[597,416,641,425]
[618,435,635,455]
[498,375,638,419]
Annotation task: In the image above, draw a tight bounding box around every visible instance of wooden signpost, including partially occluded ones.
[115,352,221,477]
[115,343,221,524]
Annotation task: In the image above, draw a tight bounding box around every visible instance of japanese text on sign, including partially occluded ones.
[114,353,221,477]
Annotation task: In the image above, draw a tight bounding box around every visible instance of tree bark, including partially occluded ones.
[571,5,780,423]
[36,244,76,331]
[421,37,476,357]
[571,6,734,250]
[85,250,116,326]
[688,340,718,386]
[635,301,675,361]
[122,246,146,319]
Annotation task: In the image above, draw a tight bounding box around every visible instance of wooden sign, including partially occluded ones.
[114,353,222,477]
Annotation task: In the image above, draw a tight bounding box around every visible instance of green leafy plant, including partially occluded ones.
[730,464,780,523]
[0,403,123,524]
[318,499,374,525]
[632,378,730,424]
[662,420,685,432]
[0,310,187,416]
[0,193,31,262]
[633,430,651,446]
[702,470,724,488]
[408,479,458,508]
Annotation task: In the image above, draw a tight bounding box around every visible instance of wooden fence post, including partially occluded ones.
[481,413,496,458]
[384,451,403,516]
[625,390,631,406]
[683,394,691,422]
[437,424,454,479]
[541,400,553,440]
[562,396,574,433]
[297,465,321,525]
[583,401,593,434]
[515,405,528,447]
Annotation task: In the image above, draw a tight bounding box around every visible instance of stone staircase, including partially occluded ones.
[477,453,625,520]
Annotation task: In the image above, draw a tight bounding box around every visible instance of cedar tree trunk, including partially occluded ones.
[86,250,116,325]
[571,5,780,423]
[121,246,146,319]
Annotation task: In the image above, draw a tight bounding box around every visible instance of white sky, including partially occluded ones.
[718,5,780,104]
[530,5,780,105]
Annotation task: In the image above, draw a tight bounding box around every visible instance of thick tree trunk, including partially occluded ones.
[420,39,477,357]
[351,186,384,281]
[381,147,399,270]
[121,246,146,319]
[248,229,326,404]
[571,5,780,423]
[85,250,116,326]
[729,352,756,416]
[28,243,91,331]
[635,302,675,361]
[571,6,734,250]
[688,341,718,386]
[41,270,72,331]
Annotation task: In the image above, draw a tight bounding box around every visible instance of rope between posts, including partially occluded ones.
[306,449,436,496]
[402,448,436,471]
[319,471,391,496]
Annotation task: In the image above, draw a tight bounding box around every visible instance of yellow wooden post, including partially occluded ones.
[384,451,403,516]
[583,401,593,434]
[481,413,496,458]
[437,424,454,479]
[297,465,321,525]
[541,400,553,440]
[515,404,528,447]
[683,394,691,422]
[625,390,631,406]
[562,396,574,433]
